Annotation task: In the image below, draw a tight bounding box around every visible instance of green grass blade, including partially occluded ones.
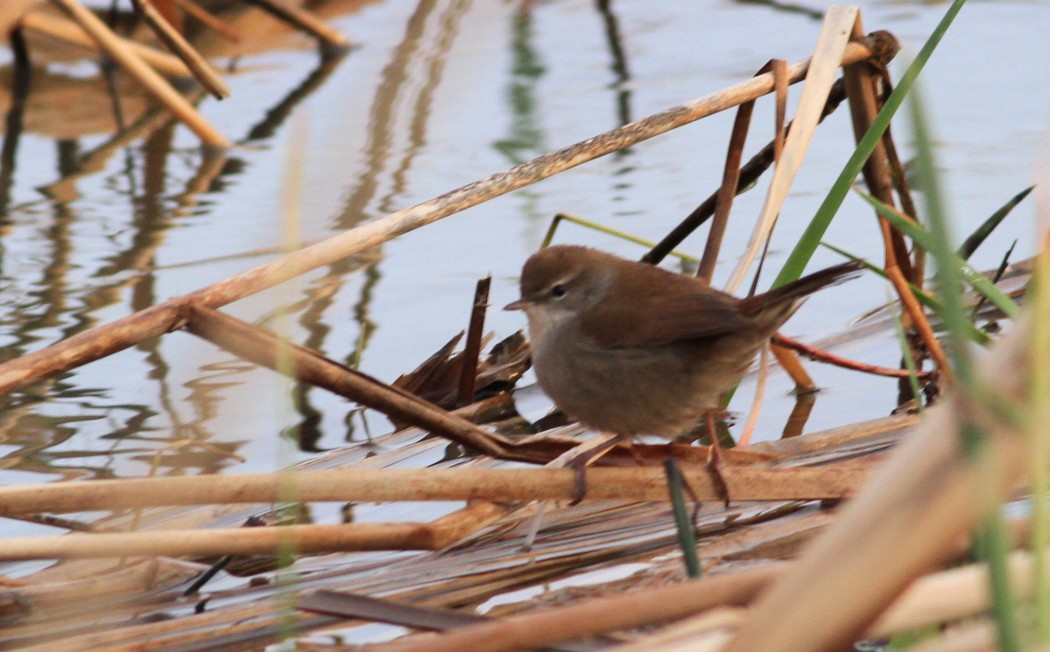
[773,0,967,287]
[664,459,701,578]
[957,186,1034,260]
[820,242,990,345]
[854,191,1018,319]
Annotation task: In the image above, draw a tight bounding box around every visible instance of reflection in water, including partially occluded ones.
[491,4,546,228]
[495,2,638,224]
[287,0,472,448]
[592,0,637,205]
[0,2,366,481]
[243,51,347,143]
[492,4,544,167]
[335,0,470,227]
[385,0,472,213]
[0,0,499,472]
[0,30,30,219]
[595,0,633,129]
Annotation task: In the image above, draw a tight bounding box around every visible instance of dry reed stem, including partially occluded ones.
[135,0,230,98]
[49,0,228,147]
[843,17,914,282]
[20,11,192,77]
[456,276,491,406]
[841,17,940,391]
[748,411,916,457]
[0,502,508,561]
[0,39,877,397]
[0,465,868,516]
[886,263,953,380]
[696,71,756,282]
[185,305,514,459]
[773,332,935,380]
[374,564,783,652]
[752,60,818,394]
[737,342,772,447]
[243,0,350,51]
[881,110,924,282]
[168,0,241,43]
[0,523,439,560]
[770,341,815,389]
[721,313,1035,652]
[772,58,788,160]
[724,6,859,294]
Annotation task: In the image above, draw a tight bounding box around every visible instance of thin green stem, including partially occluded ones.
[664,458,701,578]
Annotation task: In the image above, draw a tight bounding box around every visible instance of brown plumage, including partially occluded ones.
[506,245,860,438]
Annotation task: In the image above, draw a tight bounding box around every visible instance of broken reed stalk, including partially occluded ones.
[456,276,491,406]
[184,305,516,460]
[169,0,242,43]
[722,312,1036,652]
[0,465,868,515]
[0,502,510,561]
[0,523,441,561]
[243,0,351,53]
[0,38,879,397]
[49,0,229,148]
[20,11,192,77]
[134,0,230,98]
[887,263,954,381]
[695,71,757,283]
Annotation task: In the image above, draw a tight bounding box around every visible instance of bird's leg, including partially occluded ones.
[561,432,625,505]
[521,431,624,551]
[704,411,731,508]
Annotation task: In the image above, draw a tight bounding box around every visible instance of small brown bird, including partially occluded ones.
[505,245,860,447]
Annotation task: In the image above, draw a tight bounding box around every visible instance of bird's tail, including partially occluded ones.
[739,260,863,327]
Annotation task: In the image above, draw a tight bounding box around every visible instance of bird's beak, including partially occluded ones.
[504,298,527,311]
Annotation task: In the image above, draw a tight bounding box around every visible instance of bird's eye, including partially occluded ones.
[550,283,567,299]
